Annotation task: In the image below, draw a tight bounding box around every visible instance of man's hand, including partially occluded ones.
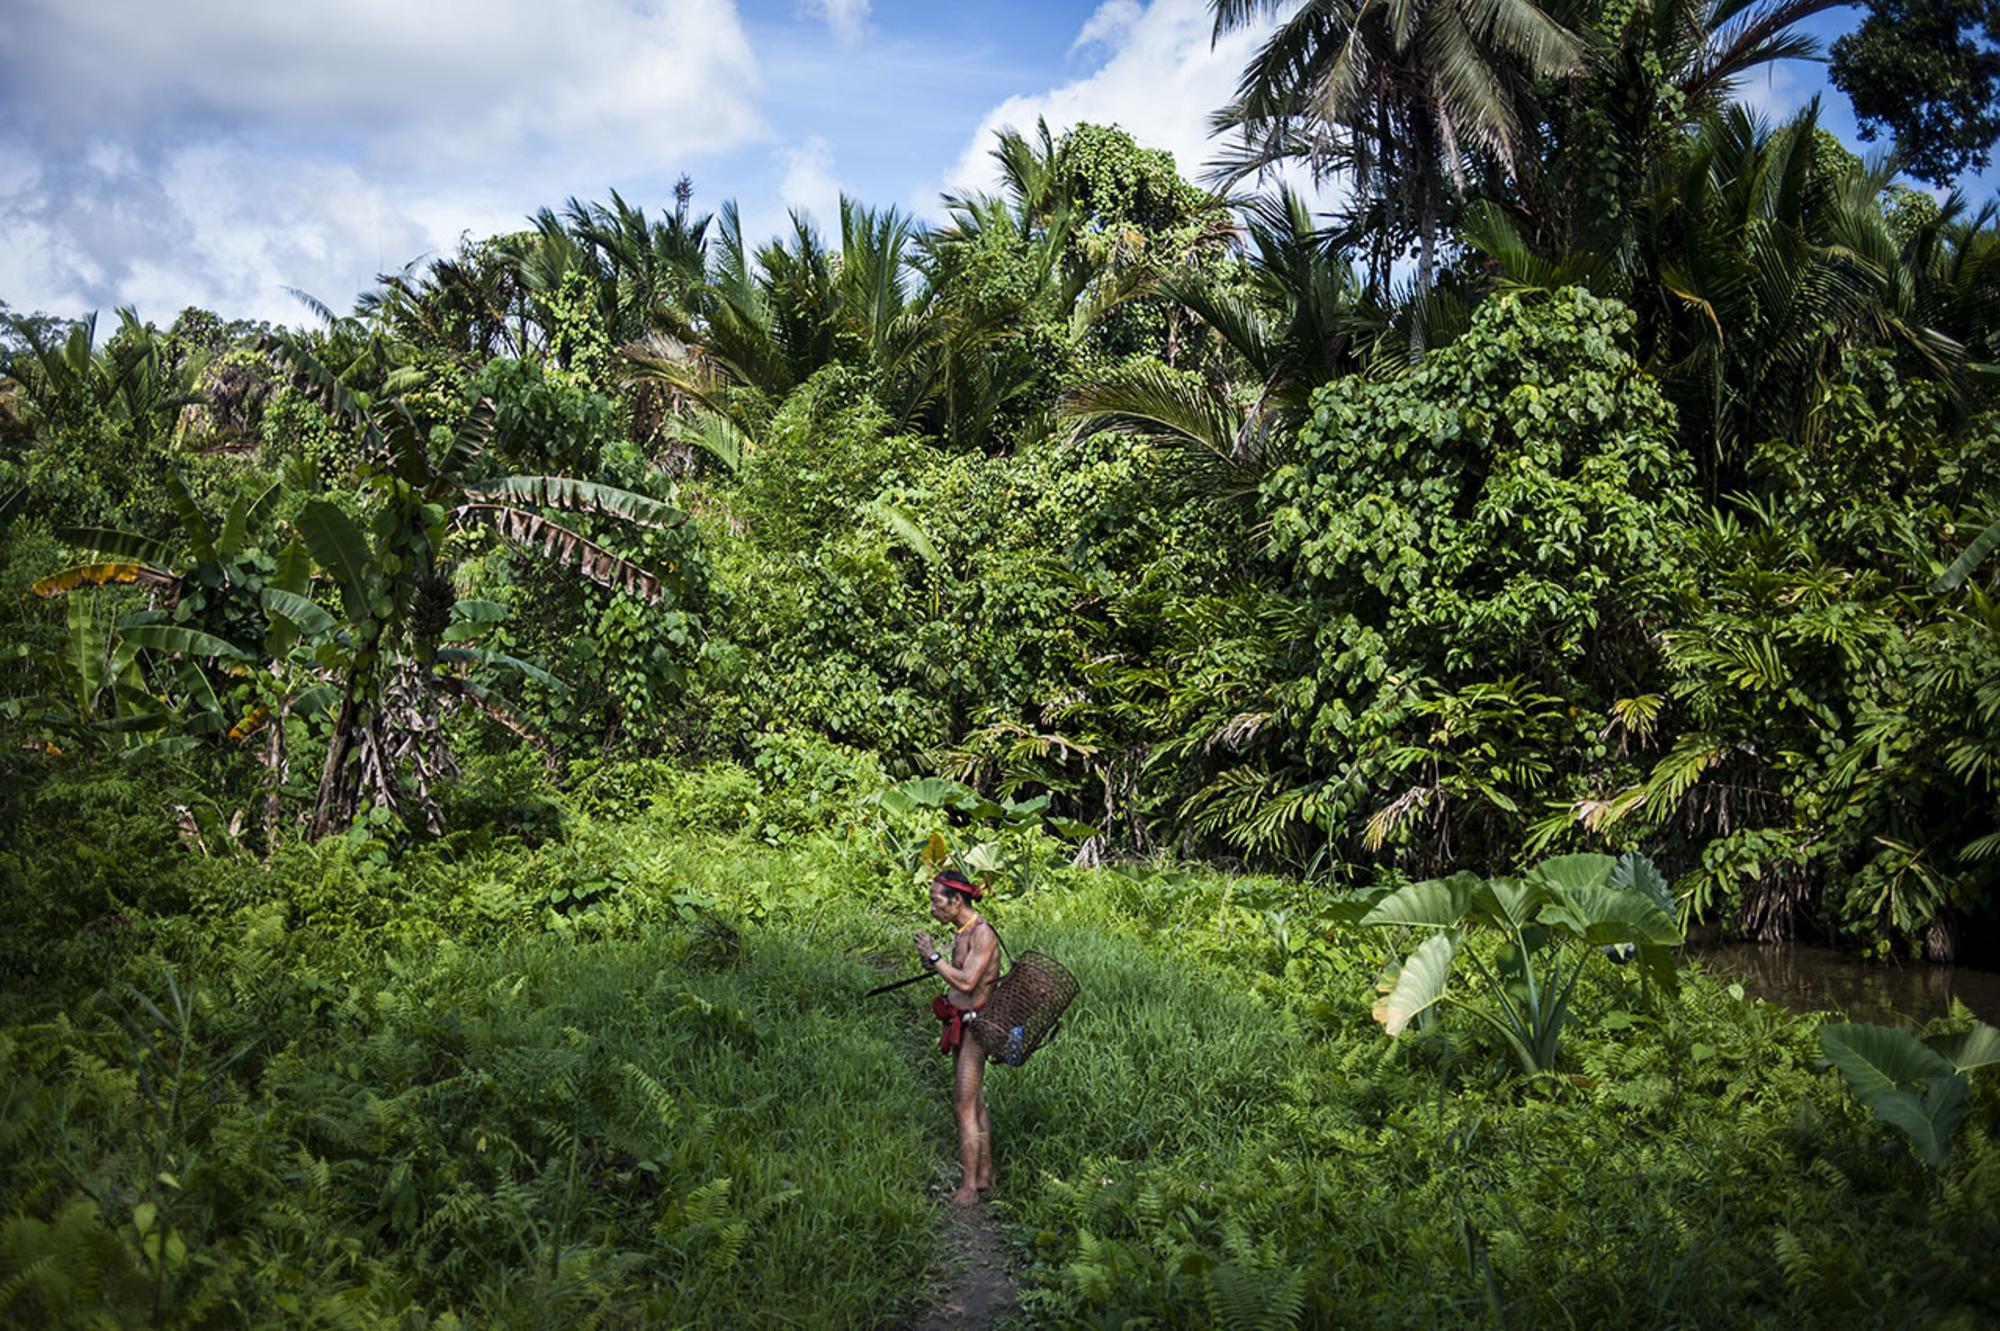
[914,930,937,960]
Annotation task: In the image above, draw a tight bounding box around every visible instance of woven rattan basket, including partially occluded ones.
[969,951,1078,1066]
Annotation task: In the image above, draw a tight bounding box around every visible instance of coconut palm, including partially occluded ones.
[1209,0,1586,314]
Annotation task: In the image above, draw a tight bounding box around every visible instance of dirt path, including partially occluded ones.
[900,1200,1017,1331]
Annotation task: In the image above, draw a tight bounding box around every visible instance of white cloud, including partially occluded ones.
[806,0,871,45]
[1071,1,1145,57]
[1730,63,1816,125]
[940,0,1271,201]
[777,137,844,232]
[0,0,766,326]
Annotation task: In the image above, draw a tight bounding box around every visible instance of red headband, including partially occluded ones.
[933,871,984,900]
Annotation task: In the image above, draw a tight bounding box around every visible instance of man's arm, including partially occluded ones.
[930,925,997,995]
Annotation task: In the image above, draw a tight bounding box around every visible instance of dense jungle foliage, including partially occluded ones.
[5,0,2000,1323]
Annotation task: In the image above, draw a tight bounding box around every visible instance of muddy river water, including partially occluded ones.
[1687,942,2000,1025]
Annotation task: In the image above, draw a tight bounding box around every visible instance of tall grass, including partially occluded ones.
[3,809,1997,1328]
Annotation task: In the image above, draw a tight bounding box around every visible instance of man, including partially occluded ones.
[914,869,1001,1205]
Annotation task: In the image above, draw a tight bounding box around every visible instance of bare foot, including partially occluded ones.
[977,1174,995,1193]
[948,1185,982,1206]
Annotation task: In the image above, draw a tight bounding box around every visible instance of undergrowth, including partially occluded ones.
[2,775,1996,1328]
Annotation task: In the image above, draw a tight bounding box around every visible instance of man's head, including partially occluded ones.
[927,870,983,921]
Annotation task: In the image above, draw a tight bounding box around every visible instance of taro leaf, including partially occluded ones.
[121,623,254,662]
[962,841,1005,875]
[1527,853,1618,894]
[1361,872,1480,929]
[1046,817,1100,840]
[1926,1022,2000,1073]
[61,527,173,566]
[1869,1075,1971,1169]
[33,563,180,598]
[1537,884,1681,945]
[891,777,981,811]
[1635,943,1681,996]
[296,499,375,622]
[1475,875,1546,930]
[468,477,685,532]
[261,587,335,639]
[1820,1022,1956,1102]
[467,506,664,604]
[1610,852,1675,918]
[1374,931,1458,1036]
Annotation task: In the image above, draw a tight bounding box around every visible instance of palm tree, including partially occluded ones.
[1209,0,1585,323]
[1060,186,1384,493]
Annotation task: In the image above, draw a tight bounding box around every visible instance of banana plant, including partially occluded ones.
[1359,852,1682,1074]
[267,333,689,835]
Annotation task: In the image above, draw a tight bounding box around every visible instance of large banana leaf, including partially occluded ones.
[1361,872,1480,929]
[1374,931,1458,1036]
[33,563,179,598]
[467,477,686,531]
[436,646,564,690]
[462,505,665,603]
[121,623,255,662]
[164,471,215,564]
[60,527,173,565]
[1820,1023,1956,1101]
[261,587,337,638]
[296,500,375,621]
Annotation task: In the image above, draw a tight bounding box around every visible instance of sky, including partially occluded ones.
[0,0,1988,330]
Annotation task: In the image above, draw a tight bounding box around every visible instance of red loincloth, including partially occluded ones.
[933,994,978,1055]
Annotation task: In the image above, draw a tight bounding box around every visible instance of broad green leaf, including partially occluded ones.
[296,500,375,622]
[218,494,249,557]
[468,476,685,531]
[1869,1075,1970,1169]
[1374,931,1457,1036]
[1361,872,1480,929]
[1933,514,2000,593]
[1820,1023,1955,1101]
[862,499,940,565]
[61,526,172,565]
[436,646,564,690]
[449,598,510,624]
[1537,884,1681,945]
[1610,852,1675,918]
[1046,817,1100,840]
[121,623,254,662]
[292,685,340,716]
[1926,1023,2000,1073]
[1527,853,1617,894]
[164,471,215,563]
[261,587,336,638]
[271,541,311,596]
[1474,875,1546,930]
[68,594,106,715]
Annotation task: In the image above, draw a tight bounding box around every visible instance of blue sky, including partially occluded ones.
[0,0,1987,330]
